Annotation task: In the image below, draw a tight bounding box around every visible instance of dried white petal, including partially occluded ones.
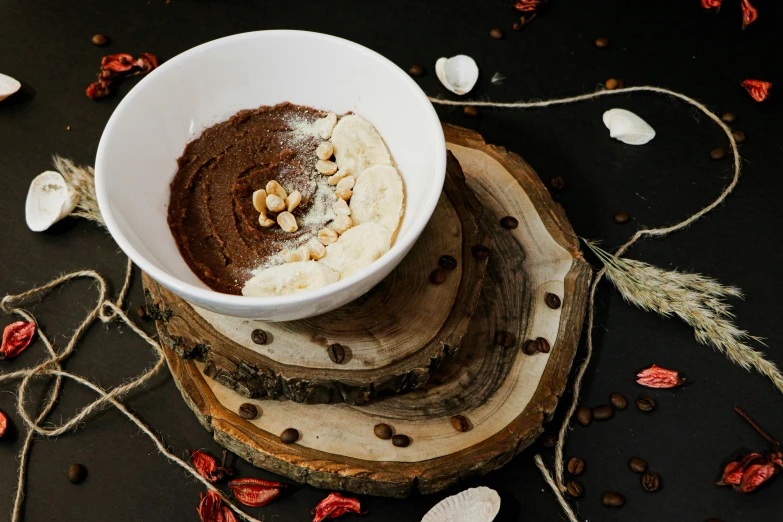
[25,171,79,232]
[435,55,479,96]
[421,487,500,522]
[602,108,656,146]
[0,73,21,102]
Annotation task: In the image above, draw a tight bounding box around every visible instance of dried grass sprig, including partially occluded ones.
[583,240,783,395]
[53,155,105,226]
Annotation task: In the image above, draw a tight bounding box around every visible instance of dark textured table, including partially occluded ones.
[1,1,781,521]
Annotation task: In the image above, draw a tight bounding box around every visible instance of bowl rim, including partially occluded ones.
[95,29,446,309]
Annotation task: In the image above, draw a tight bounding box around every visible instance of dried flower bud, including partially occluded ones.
[198,490,237,522]
[701,0,722,12]
[636,364,685,388]
[189,450,234,483]
[1,321,36,360]
[228,478,284,507]
[741,0,758,29]
[312,492,363,522]
[741,79,772,102]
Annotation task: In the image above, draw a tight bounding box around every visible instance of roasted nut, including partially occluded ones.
[258,215,275,227]
[277,211,298,233]
[252,189,268,213]
[335,187,353,201]
[316,160,338,175]
[318,228,339,245]
[316,142,334,160]
[327,170,350,185]
[315,113,337,139]
[307,239,326,260]
[295,243,311,262]
[265,194,286,213]
[332,199,351,216]
[331,215,353,234]
[266,180,287,200]
[286,190,302,212]
[336,176,355,190]
[281,249,302,263]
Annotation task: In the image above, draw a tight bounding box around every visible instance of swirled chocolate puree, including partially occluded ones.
[167,103,336,295]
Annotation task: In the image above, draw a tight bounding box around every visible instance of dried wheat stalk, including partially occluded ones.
[53,155,105,225]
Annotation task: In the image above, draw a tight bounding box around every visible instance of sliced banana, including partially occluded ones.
[349,164,404,239]
[318,223,391,279]
[241,261,339,297]
[329,115,391,178]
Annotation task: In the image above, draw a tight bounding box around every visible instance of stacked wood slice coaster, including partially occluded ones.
[143,123,592,498]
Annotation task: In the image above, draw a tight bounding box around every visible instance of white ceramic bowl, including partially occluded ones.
[95,31,446,321]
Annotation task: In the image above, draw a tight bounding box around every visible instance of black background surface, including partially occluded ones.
[1,1,782,521]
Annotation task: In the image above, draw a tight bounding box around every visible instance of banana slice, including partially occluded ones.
[318,223,391,279]
[241,261,339,297]
[349,164,404,239]
[329,115,391,178]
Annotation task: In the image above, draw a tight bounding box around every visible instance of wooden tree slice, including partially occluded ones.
[145,155,489,404]
[147,123,592,498]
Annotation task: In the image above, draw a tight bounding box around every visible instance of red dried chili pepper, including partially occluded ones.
[198,490,237,522]
[740,462,777,492]
[701,0,722,12]
[101,53,136,73]
[228,478,284,507]
[312,492,364,522]
[1,321,36,360]
[741,79,772,102]
[190,449,234,482]
[740,0,758,29]
[514,0,544,12]
[0,410,7,438]
[636,364,685,388]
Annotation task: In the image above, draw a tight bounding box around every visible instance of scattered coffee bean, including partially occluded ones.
[92,33,109,46]
[438,255,458,270]
[238,403,258,420]
[280,428,299,444]
[429,268,448,285]
[500,216,519,229]
[636,395,656,412]
[392,434,411,447]
[605,78,619,90]
[601,491,625,507]
[450,415,470,432]
[536,337,551,353]
[495,330,516,348]
[609,393,628,409]
[732,130,746,143]
[566,480,584,498]
[576,406,592,426]
[540,433,557,448]
[408,65,424,77]
[464,105,480,117]
[471,244,490,259]
[68,463,87,484]
[720,112,736,123]
[567,457,585,475]
[613,212,630,224]
[251,329,268,345]
[595,37,610,48]
[592,405,614,421]
[628,457,648,473]
[545,292,561,309]
[642,472,661,492]
[135,304,148,318]
[710,147,726,160]
[550,176,565,190]
[522,339,539,355]
[490,28,504,39]
[327,343,346,364]
[374,423,393,440]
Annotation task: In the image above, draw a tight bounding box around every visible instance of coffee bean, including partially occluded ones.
[628,457,648,473]
[613,212,630,224]
[490,28,504,39]
[575,406,592,426]
[238,403,258,420]
[710,147,726,160]
[327,343,346,364]
[92,34,109,46]
[68,463,87,484]
[605,78,619,90]
[601,491,625,507]
[536,337,551,353]
[720,112,736,123]
[471,245,490,259]
[636,395,656,412]
[464,105,480,117]
[409,65,424,77]
[251,329,268,345]
[450,415,470,432]
[136,304,148,318]
[609,393,627,410]
[540,433,557,448]
[429,268,448,285]
[567,457,585,475]
[438,255,458,270]
[732,130,746,143]
[566,480,583,498]
[280,428,299,444]
[592,405,614,421]
[642,472,661,492]
[374,423,393,440]
[495,330,516,348]
[522,339,539,355]
[550,176,565,190]
[545,292,561,309]
[595,37,610,48]
[500,216,519,229]
[392,434,411,447]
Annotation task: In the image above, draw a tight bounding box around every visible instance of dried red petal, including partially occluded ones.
[135,52,159,74]
[86,81,112,99]
[740,0,758,29]
[741,79,772,102]
[514,0,544,12]
[739,462,777,492]
[101,53,136,73]
[198,491,237,522]
[636,364,685,388]
[1,321,36,360]
[229,478,283,507]
[312,492,363,522]
[0,410,7,438]
[190,450,234,483]
[701,0,722,12]
[717,452,765,486]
